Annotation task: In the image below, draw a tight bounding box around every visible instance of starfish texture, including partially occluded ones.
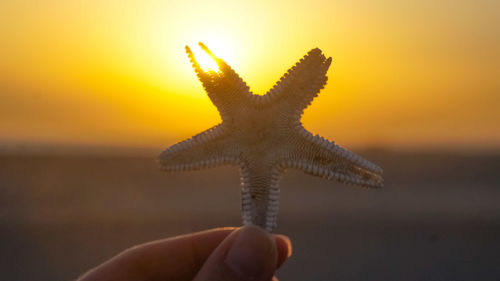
[160,43,383,232]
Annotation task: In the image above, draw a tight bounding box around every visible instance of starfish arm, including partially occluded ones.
[284,129,383,188]
[261,48,332,113]
[159,124,240,171]
[186,43,253,121]
[239,161,283,232]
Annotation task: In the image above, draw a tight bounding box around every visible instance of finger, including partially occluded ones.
[193,225,279,281]
[77,227,235,281]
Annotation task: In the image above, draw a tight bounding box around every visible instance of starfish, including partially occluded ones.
[160,42,383,232]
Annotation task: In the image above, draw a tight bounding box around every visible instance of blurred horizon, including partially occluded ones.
[1,141,500,158]
[1,0,499,151]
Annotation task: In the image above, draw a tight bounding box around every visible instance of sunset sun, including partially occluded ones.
[189,44,220,72]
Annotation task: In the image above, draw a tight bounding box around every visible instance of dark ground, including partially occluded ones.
[1,150,499,281]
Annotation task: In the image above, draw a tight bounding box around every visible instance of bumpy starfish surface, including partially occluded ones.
[160,42,383,232]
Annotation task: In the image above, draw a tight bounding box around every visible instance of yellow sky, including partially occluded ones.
[1,0,499,151]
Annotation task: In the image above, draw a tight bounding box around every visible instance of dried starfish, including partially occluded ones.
[160,43,383,232]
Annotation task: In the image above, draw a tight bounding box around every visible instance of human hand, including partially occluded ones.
[77,225,292,281]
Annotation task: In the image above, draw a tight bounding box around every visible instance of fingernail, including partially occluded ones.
[225,225,275,279]
[274,234,292,269]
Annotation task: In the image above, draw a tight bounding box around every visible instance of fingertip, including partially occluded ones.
[274,234,292,257]
[224,225,275,279]
[273,234,292,269]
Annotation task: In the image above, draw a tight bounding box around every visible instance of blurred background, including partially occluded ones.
[1,0,499,280]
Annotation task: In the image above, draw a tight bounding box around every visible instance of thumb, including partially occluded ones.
[193,225,278,281]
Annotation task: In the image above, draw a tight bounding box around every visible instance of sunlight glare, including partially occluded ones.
[191,45,220,72]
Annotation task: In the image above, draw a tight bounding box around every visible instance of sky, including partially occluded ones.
[1,0,499,151]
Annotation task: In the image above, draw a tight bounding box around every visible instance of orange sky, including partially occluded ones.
[1,0,499,151]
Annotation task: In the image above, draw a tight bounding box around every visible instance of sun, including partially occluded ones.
[183,34,237,73]
[190,44,220,72]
